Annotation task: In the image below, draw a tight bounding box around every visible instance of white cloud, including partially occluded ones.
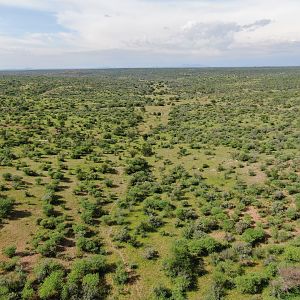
[0,0,51,10]
[126,20,272,55]
[0,0,300,68]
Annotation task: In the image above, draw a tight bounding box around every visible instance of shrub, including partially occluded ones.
[63,255,108,299]
[21,280,35,300]
[104,178,113,187]
[242,228,265,245]
[38,270,64,299]
[23,168,38,176]
[141,142,153,156]
[271,267,300,298]
[80,200,103,225]
[153,285,172,299]
[235,220,251,234]
[34,259,64,282]
[216,260,243,280]
[176,208,197,221]
[0,196,15,219]
[42,203,55,217]
[68,255,108,283]
[113,227,131,243]
[125,157,150,175]
[72,224,89,237]
[274,191,285,200]
[283,246,300,262]
[2,173,12,181]
[82,273,102,300]
[37,240,58,257]
[0,184,8,192]
[235,273,267,294]
[188,237,222,256]
[164,239,203,289]
[0,271,26,297]
[113,262,129,285]
[42,191,57,204]
[40,217,59,230]
[2,245,17,258]
[76,237,102,254]
[206,271,228,299]
[144,248,159,260]
[0,257,19,272]
[295,194,300,211]
[81,210,94,225]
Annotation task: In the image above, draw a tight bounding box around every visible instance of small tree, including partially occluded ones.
[0,196,15,219]
[283,246,300,262]
[153,285,172,299]
[235,273,267,294]
[38,270,64,299]
[164,239,203,289]
[21,280,35,300]
[113,262,129,285]
[242,227,265,245]
[82,273,101,300]
[2,245,17,258]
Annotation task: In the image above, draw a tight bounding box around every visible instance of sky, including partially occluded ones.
[0,0,300,69]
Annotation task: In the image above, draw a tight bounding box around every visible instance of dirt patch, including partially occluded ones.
[209,231,226,241]
[245,206,262,223]
[239,162,267,184]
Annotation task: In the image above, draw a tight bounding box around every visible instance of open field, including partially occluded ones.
[0,68,300,299]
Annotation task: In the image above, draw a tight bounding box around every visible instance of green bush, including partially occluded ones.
[63,255,108,299]
[215,260,243,280]
[144,248,159,260]
[164,239,203,289]
[37,240,58,257]
[0,257,19,272]
[113,227,131,243]
[113,262,129,285]
[235,273,267,294]
[0,196,15,219]
[153,285,172,299]
[2,245,17,258]
[34,259,64,282]
[125,157,150,175]
[242,228,265,245]
[2,173,12,181]
[188,236,222,256]
[21,281,35,300]
[0,271,25,298]
[42,203,55,217]
[38,270,64,299]
[295,194,300,211]
[82,273,103,300]
[283,246,300,262]
[76,237,102,254]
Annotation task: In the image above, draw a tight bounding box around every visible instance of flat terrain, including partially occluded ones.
[0,68,299,299]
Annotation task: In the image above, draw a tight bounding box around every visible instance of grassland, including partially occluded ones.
[0,68,299,299]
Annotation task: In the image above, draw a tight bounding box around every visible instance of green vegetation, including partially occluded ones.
[0,68,299,299]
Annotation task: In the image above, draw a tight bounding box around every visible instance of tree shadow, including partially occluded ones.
[127,271,141,286]
[63,177,72,183]
[62,237,76,248]
[57,185,71,192]
[9,208,32,220]
[110,183,119,189]
[52,194,66,206]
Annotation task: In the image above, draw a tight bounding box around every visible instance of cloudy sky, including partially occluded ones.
[0,0,300,69]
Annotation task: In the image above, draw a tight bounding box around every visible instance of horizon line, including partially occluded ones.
[1,65,300,72]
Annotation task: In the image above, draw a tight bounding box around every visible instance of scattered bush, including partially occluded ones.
[2,245,17,258]
[235,273,268,294]
[242,228,265,245]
